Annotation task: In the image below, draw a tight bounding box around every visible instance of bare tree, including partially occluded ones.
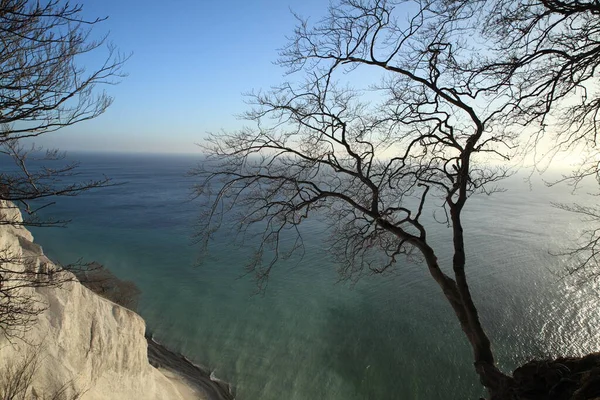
[0,0,125,338]
[193,0,520,396]
[0,229,100,340]
[0,0,126,226]
[0,234,59,340]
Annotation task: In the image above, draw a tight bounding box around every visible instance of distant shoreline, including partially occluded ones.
[146,335,235,400]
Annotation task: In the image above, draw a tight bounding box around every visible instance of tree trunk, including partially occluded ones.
[420,244,513,397]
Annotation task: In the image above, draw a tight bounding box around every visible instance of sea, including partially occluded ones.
[21,152,600,400]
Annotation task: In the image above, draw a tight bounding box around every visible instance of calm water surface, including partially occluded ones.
[27,152,600,400]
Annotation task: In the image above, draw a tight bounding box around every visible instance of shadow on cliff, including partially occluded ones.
[318,289,484,399]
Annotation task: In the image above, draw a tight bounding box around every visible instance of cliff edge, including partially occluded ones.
[0,202,216,400]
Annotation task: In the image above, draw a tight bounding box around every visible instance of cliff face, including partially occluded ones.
[0,203,205,400]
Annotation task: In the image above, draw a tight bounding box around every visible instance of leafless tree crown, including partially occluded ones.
[0,0,127,226]
[0,1,125,339]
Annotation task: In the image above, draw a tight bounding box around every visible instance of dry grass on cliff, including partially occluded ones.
[0,347,82,400]
[76,262,141,312]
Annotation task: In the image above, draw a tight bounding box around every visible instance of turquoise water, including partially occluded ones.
[28,153,600,399]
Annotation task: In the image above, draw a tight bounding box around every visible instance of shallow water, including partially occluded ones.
[26,152,600,400]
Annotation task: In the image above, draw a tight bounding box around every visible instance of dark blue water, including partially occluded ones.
[25,152,600,400]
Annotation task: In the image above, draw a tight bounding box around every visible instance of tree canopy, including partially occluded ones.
[0,0,126,226]
[0,0,125,339]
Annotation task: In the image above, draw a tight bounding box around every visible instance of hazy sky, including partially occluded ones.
[35,0,328,153]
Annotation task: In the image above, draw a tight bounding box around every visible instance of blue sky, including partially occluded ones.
[36,0,328,153]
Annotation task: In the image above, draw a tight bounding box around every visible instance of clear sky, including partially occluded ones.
[34,0,328,153]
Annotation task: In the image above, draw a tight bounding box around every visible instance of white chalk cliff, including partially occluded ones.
[0,202,206,400]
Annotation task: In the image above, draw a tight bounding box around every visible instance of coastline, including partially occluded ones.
[146,335,235,400]
[0,199,234,400]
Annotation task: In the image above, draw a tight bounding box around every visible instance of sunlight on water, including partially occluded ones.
[27,153,600,400]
